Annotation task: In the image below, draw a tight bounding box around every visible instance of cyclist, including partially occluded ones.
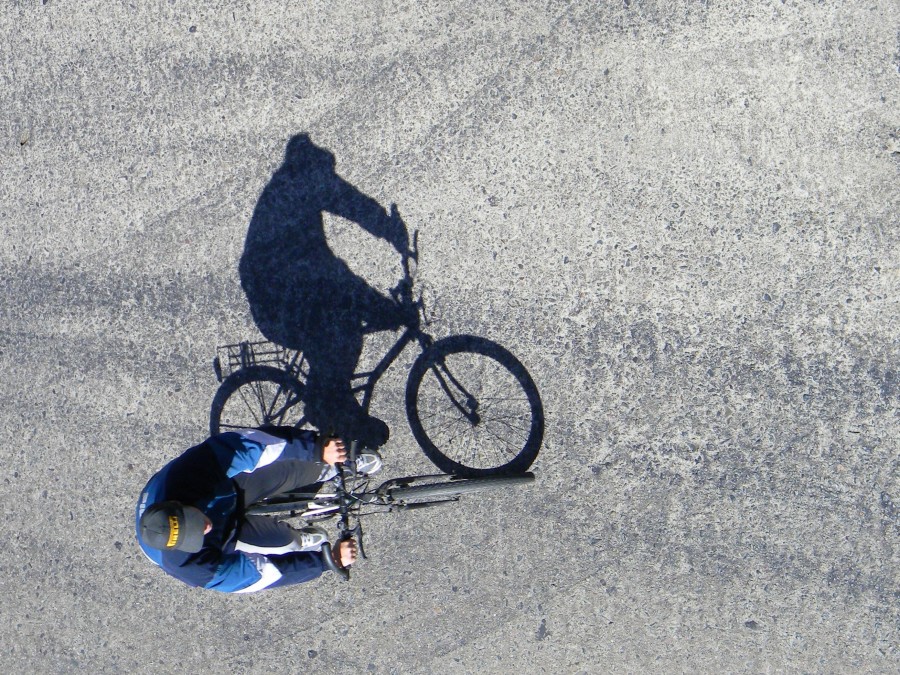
[135,426,382,593]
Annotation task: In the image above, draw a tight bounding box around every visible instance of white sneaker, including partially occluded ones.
[295,526,328,551]
[316,450,384,482]
[350,450,383,476]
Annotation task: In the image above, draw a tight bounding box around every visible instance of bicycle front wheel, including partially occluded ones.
[406,335,544,476]
[210,366,306,436]
[389,474,535,502]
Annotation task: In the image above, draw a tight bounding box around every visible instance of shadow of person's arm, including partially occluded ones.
[326,176,409,253]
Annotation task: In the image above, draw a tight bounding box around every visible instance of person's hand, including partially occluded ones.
[322,437,347,465]
[333,538,357,568]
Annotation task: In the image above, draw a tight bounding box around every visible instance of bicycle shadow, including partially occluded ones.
[239,133,409,447]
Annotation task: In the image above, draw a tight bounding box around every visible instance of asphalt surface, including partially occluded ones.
[1,2,898,673]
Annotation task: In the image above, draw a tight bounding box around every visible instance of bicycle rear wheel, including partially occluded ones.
[389,474,535,502]
[406,335,544,476]
[210,366,307,436]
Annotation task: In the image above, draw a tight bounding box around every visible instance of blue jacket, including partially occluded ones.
[136,428,325,592]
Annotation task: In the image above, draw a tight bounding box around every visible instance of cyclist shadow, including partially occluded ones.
[239,133,409,447]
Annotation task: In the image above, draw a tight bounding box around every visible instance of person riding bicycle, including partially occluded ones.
[135,426,382,593]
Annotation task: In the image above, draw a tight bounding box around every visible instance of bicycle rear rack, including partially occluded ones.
[213,340,308,382]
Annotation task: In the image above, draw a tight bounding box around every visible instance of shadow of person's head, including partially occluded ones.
[282,133,337,173]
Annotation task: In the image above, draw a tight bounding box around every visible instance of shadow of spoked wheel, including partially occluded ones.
[210,365,307,435]
[405,335,544,477]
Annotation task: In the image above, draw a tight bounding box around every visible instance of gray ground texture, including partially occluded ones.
[2,1,898,673]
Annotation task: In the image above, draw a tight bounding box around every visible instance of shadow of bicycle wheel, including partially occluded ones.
[404,334,545,477]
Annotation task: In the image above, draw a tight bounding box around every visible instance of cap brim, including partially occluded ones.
[178,506,207,553]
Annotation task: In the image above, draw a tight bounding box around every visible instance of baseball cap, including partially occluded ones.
[139,501,208,553]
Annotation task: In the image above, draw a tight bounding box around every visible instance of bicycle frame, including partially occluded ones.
[250,464,461,580]
[249,471,455,520]
[247,427,537,582]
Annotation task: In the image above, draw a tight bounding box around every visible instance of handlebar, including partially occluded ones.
[319,541,350,581]
[319,441,366,582]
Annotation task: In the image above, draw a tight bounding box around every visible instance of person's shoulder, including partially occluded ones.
[159,548,220,588]
[166,438,221,471]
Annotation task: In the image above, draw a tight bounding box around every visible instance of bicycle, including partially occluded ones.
[210,232,544,477]
[246,442,536,580]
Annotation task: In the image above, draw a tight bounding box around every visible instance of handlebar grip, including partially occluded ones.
[320,544,350,582]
